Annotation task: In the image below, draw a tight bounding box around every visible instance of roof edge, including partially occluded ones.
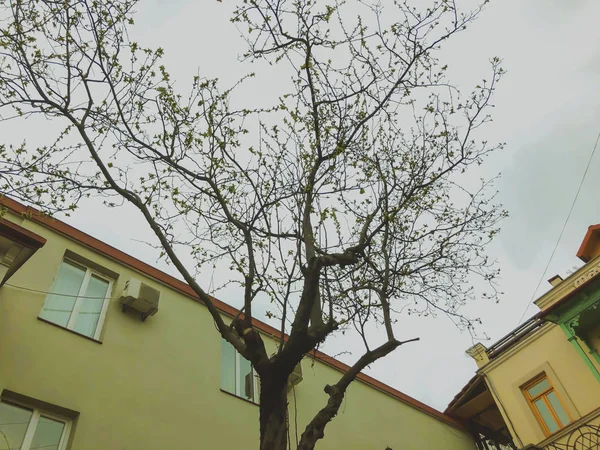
[482,261,600,363]
[0,196,463,430]
[445,374,482,413]
[0,216,47,249]
[576,224,600,262]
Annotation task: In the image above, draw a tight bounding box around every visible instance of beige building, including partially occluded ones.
[447,225,600,450]
[0,196,476,450]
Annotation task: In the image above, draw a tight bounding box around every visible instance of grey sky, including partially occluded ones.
[3,0,600,412]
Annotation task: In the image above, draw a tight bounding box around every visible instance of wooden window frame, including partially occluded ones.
[40,258,113,340]
[522,373,573,436]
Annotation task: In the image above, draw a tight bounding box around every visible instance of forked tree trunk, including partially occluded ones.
[259,373,289,450]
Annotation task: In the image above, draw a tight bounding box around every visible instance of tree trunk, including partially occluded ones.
[259,373,289,450]
[297,384,344,450]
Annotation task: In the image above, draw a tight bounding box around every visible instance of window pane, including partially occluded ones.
[0,402,33,450]
[40,261,85,327]
[220,339,236,394]
[527,378,551,398]
[73,275,109,338]
[534,398,559,433]
[239,356,254,401]
[547,391,571,427]
[29,416,65,450]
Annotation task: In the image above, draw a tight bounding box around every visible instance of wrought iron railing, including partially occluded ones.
[535,408,600,450]
[545,423,600,450]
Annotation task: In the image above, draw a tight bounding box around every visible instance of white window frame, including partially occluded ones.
[41,258,113,340]
[0,401,71,450]
[222,340,259,403]
[233,351,259,403]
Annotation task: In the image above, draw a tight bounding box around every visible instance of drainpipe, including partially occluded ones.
[482,373,524,449]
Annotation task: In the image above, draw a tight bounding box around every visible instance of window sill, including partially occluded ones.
[37,317,102,344]
[219,389,259,406]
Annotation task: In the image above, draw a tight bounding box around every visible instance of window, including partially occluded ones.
[39,259,112,340]
[522,374,572,436]
[220,339,259,403]
[0,401,71,450]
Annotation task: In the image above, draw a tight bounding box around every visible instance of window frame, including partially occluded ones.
[233,350,259,403]
[0,400,72,450]
[522,373,573,436]
[221,339,259,404]
[40,257,113,340]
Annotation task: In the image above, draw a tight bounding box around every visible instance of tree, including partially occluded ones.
[0,0,505,449]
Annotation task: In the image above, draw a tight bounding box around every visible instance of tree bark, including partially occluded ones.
[297,339,413,450]
[297,384,344,450]
[259,372,289,450]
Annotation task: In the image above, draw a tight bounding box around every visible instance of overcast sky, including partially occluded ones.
[4,0,600,412]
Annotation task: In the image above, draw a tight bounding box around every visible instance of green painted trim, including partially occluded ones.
[592,350,600,368]
[560,323,600,383]
[554,292,600,325]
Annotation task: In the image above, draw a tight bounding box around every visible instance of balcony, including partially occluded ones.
[526,407,600,450]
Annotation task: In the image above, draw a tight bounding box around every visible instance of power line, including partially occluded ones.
[5,283,114,300]
[515,129,600,326]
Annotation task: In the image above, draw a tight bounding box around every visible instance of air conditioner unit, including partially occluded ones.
[287,362,303,390]
[120,277,160,321]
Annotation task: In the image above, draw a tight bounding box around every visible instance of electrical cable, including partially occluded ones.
[515,130,600,325]
[5,282,113,300]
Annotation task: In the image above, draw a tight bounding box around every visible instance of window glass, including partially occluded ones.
[0,402,69,450]
[527,378,550,398]
[73,275,109,337]
[220,339,258,402]
[239,356,254,401]
[534,399,559,433]
[524,374,572,436]
[220,339,236,394]
[40,261,85,327]
[39,259,112,339]
[0,402,32,450]
[29,416,65,450]
[547,391,571,426]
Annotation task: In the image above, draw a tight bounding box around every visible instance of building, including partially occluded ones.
[0,196,476,450]
[447,225,600,450]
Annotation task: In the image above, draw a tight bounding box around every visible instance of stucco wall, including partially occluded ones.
[0,213,475,450]
[485,324,600,447]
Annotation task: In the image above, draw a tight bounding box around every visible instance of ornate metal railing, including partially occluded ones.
[545,423,600,450]
[535,408,600,450]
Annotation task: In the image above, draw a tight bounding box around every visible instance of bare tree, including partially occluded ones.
[0,0,505,449]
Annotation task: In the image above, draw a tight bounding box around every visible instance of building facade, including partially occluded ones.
[447,226,600,450]
[0,196,475,450]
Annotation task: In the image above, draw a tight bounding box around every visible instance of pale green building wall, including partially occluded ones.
[0,212,475,450]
